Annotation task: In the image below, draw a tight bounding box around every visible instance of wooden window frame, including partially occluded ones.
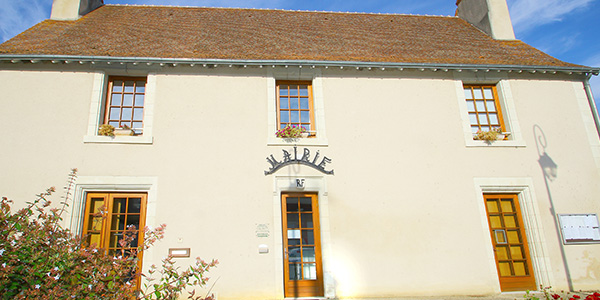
[81,192,147,286]
[104,76,147,135]
[276,81,316,137]
[464,84,506,135]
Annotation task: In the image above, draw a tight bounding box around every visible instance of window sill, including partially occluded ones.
[267,136,328,147]
[83,135,153,144]
[465,139,526,147]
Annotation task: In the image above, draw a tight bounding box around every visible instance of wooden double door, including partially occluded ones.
[484,194,536,291]
[281,193,324,297]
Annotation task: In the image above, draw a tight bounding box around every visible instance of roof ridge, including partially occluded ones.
[101,4,456,18]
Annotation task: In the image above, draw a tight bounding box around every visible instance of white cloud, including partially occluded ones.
[507,0,593,33]
[0,0,50,43]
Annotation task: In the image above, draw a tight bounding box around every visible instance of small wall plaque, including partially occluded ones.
[296,178,305,189]
[169,248,191,258]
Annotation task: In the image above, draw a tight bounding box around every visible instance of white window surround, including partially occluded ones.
[83,73,155,144]
[66,175,159,272]
[272,175,335,299]
[454,79,526,147]
[473,177,552,292]
[267,69,328,146]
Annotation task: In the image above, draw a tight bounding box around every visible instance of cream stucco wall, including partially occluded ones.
[1,64,599,299]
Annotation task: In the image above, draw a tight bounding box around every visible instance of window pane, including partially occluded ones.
[287,199,299,212]
[498,262,512,276]
[301,213,313,228]
[299,198,312,211]
[486,101,496,112]
[132,122,143,131]
[280,98,289,109]
[489,113,499,124]
[501,200,514,212]
[127,215,140,229]
[288,247,301,262]
[513,261,527,276]
[466,101,475,112]
[290,98,299,109]
[289,264,301,280]
[300,111,310,122]
[299,85,308,96]
[287,214,299,228]
[123,94,134,106]
[113,198,127,213]
[291,111,299,123]
[111,94,122,106]
[280,111,289,123]
[302,230,314,245]
[483,88,493,99]
[111,215,125,231]
[469,113,478,125]
[464,88,473,99]
[303,247,315,262]
[279,85,289,96]
[124,81,135,93]
[112,81,123,92]
[300,97,309,109]
[478,113,488,125]
[504,215,517,227]
[486,200,499,213]
[109,108,121,120]
[476,100,485,111]
[496,246,509,259]
[133,108,144,121]
[473,88,483,99]
[303,263,316,280]
[471,126,479,133]
[510,246,524,259]
[303,124,311,131]
[507,230,520,243]
[290,87,298,96]
[122,108,132,120]
[134,94,145,106]
[135,82,146,93]
[128,198,142,213]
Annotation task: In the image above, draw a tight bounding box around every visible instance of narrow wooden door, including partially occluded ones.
[282,193,324,297]
[484,194,536,291]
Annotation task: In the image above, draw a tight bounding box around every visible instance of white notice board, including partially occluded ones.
[558,214,600,244]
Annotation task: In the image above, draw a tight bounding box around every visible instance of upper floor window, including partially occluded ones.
[464,84,506,136]
[105,77,146,135]
[277,81,315,137]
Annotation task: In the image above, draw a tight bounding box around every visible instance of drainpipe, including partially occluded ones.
[584,75,600,140]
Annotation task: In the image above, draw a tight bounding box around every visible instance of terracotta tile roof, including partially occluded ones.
[0,5,581,68]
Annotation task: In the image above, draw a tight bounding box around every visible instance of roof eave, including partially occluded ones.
[1,54,598,76]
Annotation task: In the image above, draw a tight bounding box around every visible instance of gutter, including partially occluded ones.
[1,54,599,76]
[584,74,600,139]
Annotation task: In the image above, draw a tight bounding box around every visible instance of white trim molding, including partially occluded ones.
[473,177,552,292]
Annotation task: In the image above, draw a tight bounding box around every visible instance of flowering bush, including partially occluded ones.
[276,124,307,138]
[474,127,502,141]
[0,169,217,299]
[524,286,600,300]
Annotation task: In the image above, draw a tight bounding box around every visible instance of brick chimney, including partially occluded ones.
[51,0,104,20]
[456,0,515,40]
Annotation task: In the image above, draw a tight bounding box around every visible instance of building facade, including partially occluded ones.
[1,0,599,298]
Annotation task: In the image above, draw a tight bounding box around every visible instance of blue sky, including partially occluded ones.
[1,0,599,101]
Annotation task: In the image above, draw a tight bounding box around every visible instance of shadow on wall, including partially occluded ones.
[534,124,573,291]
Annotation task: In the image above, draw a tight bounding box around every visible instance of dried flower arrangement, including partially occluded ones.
[98,124,115,136]
[474,127,503,141]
